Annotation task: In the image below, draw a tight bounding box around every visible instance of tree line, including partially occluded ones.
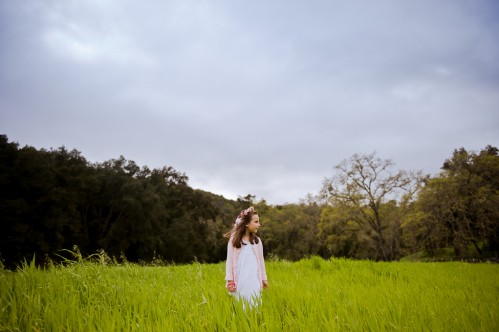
[1,134,497,268]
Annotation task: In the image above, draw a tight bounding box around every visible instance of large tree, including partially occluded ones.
[320,152,421,261]
[414,146,499,257]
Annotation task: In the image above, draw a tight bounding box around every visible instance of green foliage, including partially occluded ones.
[1,133,498,266]
[0,135,224,268]
[261,203,322,261]
[0,259,498,331]
[407,146,499,257]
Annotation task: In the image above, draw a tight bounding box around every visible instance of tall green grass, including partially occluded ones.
[1,256,498,331]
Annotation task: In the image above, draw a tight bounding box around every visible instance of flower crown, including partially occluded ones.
[233,206,255,226]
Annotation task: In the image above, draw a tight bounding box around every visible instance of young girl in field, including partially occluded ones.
[224,207,269,307]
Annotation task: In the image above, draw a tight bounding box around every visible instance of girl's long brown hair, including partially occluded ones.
[223,209,260,249]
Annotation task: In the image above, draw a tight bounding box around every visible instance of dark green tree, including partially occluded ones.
[414,146,499,257]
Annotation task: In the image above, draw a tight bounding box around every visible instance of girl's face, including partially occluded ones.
[246,214,261,234]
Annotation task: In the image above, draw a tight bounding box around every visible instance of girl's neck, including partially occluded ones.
[242,232,251,242]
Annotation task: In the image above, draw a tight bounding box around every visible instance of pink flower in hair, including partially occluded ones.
[242,206,254,216]
[234,207,255,226]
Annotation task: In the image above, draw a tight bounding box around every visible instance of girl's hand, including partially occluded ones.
[226,281,236,292]
[262,280,269,289]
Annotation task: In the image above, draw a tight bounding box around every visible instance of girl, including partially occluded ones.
[224,207,269,307]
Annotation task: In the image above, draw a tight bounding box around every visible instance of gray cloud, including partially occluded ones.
[1,0,498,204]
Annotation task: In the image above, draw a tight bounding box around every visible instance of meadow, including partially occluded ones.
[0,255,498,331]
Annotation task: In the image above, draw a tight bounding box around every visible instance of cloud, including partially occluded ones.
[1,0,498,204]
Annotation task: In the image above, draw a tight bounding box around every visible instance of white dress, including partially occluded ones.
[235,242,261,307]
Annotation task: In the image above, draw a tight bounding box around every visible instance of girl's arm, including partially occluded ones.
[225,240,237,292]
[258,240,268,284]
[225,240,234,281]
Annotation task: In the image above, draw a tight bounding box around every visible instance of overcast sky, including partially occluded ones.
[1,0,498,205]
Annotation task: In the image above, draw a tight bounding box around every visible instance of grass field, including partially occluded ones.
[1,255,498,331]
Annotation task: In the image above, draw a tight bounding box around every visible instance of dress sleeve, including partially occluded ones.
[258,240,268,281]
[225,239,234,281]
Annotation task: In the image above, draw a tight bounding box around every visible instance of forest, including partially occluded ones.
[1,134,498,268]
